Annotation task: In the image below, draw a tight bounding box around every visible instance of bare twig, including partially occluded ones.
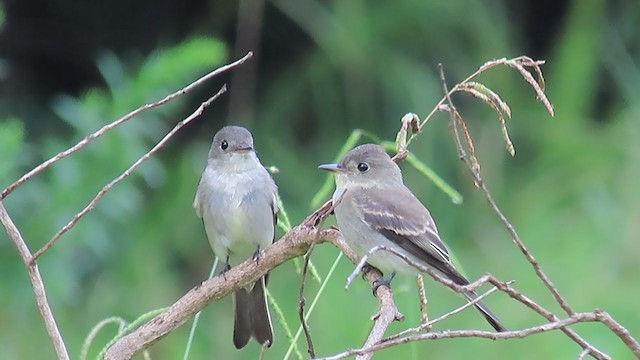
[341,240,613,359]
[317,312,611,360]
[578,348,592,360]
[384,284,506,343]
[297,197,340,358]
[397,56,553,152]
[594,309,640,357]
[355,265,404,360]
[0,53,252,360]
[298,232,320,358]
[438,64,610,360]
[438,65,576,315]
[0,202,70,360]
[104,225,340,359]
[0,52,253,200]
[31,85,228,261]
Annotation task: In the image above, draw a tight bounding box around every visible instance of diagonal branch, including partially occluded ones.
[0,54,253,360]
[31,85,228,261]
[437,64,610,360]
[0,52,253,201]
[0,202,70,360]
[104,223,339,360]
[318,312,611,360]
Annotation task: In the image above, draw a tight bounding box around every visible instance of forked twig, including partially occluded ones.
[1,52,253,200]
[317,312,611,360]
[31,85,228,261]
[299,232,320,358]
[0,202,70,360]
[1,54,252,359]
[384,284,506,343]
[438,64,610,359]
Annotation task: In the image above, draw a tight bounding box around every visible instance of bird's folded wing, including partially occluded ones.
[352,188,453,268]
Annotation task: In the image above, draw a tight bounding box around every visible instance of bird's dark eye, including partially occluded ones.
[220,140,229,150]
[357,163,369,172]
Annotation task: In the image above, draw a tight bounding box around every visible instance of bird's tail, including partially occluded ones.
[463,290,507,332]
[442,266,507,332]
[233,276,274,349]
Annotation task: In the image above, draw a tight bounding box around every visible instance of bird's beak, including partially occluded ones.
[232,146,253,153]
[318,163,345,173]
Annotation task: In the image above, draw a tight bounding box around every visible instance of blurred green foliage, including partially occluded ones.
[1,1,639,359]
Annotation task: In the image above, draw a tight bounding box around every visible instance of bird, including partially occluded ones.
[319,143,506,332]
[194,125,278,348]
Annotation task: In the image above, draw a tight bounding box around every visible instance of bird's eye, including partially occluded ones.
[220,140,229,150]
[357,163,369,172]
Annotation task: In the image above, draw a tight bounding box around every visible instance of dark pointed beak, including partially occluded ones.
[318,163,345,172]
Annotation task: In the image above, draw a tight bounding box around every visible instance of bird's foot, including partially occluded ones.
[218,262,231,280]
[252,246,261,264]
[372,272,396,297]
[361,264,374,280]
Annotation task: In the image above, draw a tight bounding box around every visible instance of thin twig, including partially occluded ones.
[594,309,640,357]
[385,284,506,343]
[437,65,576,315]
[355,265,404,360]
[341,242,612,360]
[296,199,342,358]
[0,202,70,360]
[298,232,320,358]
[438,64,609,360]
[284,252,344,360]
[577,348,591,360]
[0,52,253,200]
[317,312,607,360]
[31,85,227,261]
[403,56,552,150]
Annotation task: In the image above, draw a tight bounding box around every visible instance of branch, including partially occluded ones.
[355,266,404,360]
[342,243,613,360]
[31,85,228,261]
[0,54,252,360]
[318,312,608,360]
[299,233,320,358]
[104,223,339,359]
[437,64,611,359]
[0,51,253,201]
[0,202,70,360]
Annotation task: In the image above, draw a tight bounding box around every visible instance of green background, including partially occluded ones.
[1,0,639,359]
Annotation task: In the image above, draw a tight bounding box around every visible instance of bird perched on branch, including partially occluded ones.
[319,143,506,332]
[194,125,278,348]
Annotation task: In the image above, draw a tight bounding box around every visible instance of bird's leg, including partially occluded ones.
[372,272,396,297]
[218,255,231,280]
[252,245,261,264]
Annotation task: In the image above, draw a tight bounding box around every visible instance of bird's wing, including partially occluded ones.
[352,187,468,282]
[193,174,207,218]
[270,193,278,240]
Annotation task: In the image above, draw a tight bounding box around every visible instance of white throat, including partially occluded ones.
[210,151,262,174]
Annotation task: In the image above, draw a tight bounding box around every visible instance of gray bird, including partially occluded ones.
[319,144,506,332]
[194,126,278,348]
